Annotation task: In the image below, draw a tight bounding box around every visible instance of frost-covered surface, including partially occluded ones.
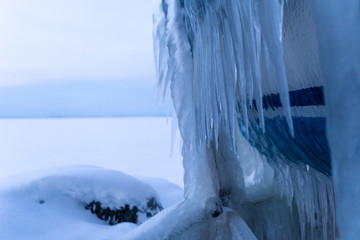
[122,202,257,240]
[0,166,183,240]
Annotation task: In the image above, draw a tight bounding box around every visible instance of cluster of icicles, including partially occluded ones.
[154,0,293,149]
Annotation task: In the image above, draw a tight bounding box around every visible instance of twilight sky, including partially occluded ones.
[0,0,164,117]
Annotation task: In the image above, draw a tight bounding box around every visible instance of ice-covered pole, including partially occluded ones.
[131,0,338,239]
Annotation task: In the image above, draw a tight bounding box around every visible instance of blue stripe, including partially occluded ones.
[253,86,325,111]
[264,116,330,175]
[240,86,330,174]
[242,116,331,175]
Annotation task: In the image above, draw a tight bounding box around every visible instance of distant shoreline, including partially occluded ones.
[0,115,170,120]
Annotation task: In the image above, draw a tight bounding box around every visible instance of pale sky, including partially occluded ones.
[0,0,159,86]
[0,0,166,117]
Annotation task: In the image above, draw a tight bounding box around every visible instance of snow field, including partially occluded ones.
[0,117,184,239]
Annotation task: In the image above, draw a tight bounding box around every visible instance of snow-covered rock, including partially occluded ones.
[0,165,183,240]
[1,165,162,224]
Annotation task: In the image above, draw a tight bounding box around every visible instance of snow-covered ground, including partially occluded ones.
[0,165,183,240]
[0,117,184,239]
[0,117,183,187]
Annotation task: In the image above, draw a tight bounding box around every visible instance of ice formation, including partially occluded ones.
[136,0,359,239]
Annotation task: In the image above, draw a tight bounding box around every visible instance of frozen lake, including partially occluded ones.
[0,117,183,187]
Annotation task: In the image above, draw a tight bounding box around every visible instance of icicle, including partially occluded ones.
[257,0,293,135]
[184,0,294,148]
[156,0,294,148]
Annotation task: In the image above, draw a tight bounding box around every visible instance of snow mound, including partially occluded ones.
[135,176,183,209]
[0,166,183,240]
[1,165,162,224]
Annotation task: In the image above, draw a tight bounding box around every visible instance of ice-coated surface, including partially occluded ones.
[153,0,338,239]
[122,201,257,240]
